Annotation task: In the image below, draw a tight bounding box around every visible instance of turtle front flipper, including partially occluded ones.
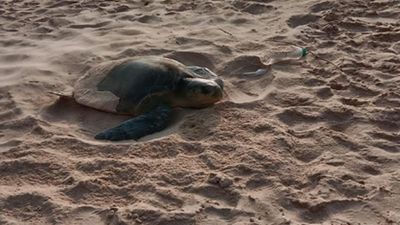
[94,105,172,141]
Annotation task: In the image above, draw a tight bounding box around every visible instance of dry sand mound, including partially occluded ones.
[1,0,399,224]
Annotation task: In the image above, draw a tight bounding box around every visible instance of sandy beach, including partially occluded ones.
[1,0,399,224]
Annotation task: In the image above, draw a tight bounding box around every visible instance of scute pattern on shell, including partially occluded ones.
[72,57,191,114]
[73,60,123,113]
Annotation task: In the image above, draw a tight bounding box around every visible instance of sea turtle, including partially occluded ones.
[50,57,224,141]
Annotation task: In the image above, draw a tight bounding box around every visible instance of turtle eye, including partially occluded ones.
[194,68,206,75]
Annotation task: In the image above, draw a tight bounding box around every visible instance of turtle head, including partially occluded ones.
[177,76,224,108]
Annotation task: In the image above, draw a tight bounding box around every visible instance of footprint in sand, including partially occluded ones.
[137,15,162,23]
[287,14,320,28]
[69,21,111,29]
[231,0,276,15]
[0,160,70,185]
[310,1,337,13]
[0,192,62,224]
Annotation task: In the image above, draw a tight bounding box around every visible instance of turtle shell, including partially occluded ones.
[73,57,193,115]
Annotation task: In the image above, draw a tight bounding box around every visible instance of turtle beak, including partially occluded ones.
[215,78,224,90]
[201,84,223,99]
[213,83,224,100]
[214,78,224,99]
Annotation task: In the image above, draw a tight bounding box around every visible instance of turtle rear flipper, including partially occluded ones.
[94,105,172,141]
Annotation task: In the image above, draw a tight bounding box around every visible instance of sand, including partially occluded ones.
[1,0,400,224]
